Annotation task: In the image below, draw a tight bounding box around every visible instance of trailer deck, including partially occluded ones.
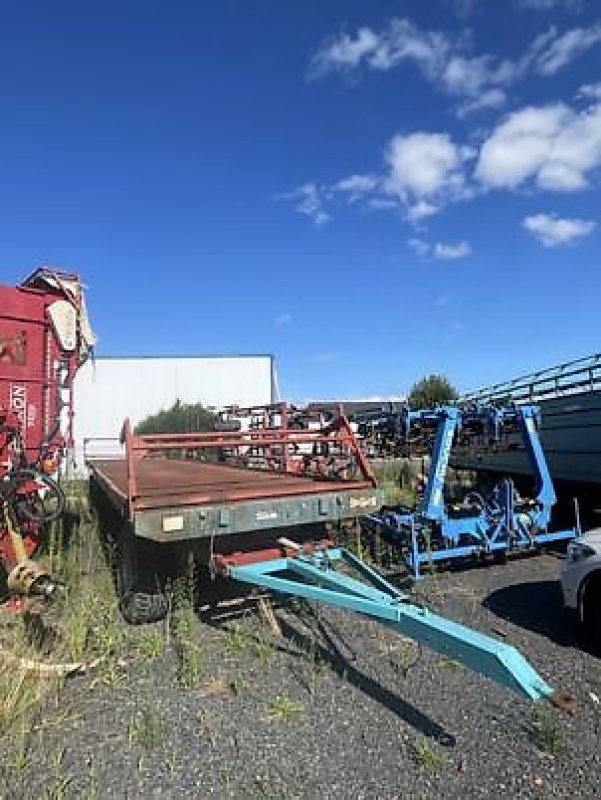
[86,416,381,542]
[88,456,380,541]
[88,457,376,508]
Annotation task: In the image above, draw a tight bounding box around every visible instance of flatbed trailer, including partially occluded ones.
[87,456,379,541]
[86,415,573,708]
[87,414,380,540]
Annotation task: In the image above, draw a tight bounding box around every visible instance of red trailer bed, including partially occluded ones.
[86,417,382,543]
[88,457,374,510]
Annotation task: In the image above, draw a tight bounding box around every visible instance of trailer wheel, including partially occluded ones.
[120,590,168,626]
[117,530,168,625]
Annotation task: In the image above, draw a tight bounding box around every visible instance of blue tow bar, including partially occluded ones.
[228,547,570,706]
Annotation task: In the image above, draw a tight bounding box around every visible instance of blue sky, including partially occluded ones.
[1,0,600,400]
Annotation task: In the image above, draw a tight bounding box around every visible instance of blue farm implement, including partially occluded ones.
[365,404,578,579]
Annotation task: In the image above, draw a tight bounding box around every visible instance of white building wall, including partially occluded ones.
[72,355,274,467]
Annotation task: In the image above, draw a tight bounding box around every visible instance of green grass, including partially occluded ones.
[223,623,247,652]
[266,695,302,721]
[170,566,203,688]
[127,704,164,751]
[412,737,446,770]
[529,705,565,755]
[1,482,128,731]
[251,634,274,665]
[372,461,417,506]
[0,480,177,796]
[134,626,166,662]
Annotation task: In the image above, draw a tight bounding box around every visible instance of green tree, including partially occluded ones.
[135,400,217,434]
[407,373,458,410]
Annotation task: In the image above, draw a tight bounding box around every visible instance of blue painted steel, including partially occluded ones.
[228,547,554,701]
[520,406,555,526]
[366,404,576,578]
[421,407,459,522]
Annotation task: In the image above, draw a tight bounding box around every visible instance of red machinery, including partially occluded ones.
[0,267,94,599]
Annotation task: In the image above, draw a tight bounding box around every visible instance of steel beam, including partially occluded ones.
[228,547,558,702]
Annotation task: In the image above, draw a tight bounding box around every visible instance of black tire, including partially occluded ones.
[117,529,168,625]
[120,590,169,626]
[9,469,65,524]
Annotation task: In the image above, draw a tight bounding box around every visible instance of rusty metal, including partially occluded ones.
[91,412,377,521]
[212,538,334,571]
[88,457,374,511]
[550,690,578,714]
[6,559,56,598]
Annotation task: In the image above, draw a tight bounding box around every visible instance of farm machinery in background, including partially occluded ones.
[353,407,406,458]
[365,404,579,578]
[0,268,95,603]
[215,402,363,477]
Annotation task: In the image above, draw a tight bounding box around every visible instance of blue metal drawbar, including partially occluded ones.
[228,546,556,703]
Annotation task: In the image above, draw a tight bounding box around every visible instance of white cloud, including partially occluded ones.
[281,97,601,227]
[442,54,494,96]
[308,27,380,76]
[309,18,601,116]
[309,18,452,80]
[456,88,507,117]
[281,132,473,224]
[408,239,472,259]
[453,0,480,19]
[476,101,601,191]
[522,213,596,245]
[578,82,601,101]
[434,241,472,259]
[274,313,292,328]
[366,197,398,211]
[333,174,379,202]
[277,183,330,225]
[407,238,430,257]
[385,132,470,202]
[534,23,601,75]
[407,199,440,222]
[516,0,583,10]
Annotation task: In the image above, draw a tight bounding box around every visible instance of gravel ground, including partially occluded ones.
[3,553,601,800]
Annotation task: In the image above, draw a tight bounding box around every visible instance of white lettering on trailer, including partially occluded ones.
[431,431,454,508]
[9,384,27,428]
[349,495,378,510]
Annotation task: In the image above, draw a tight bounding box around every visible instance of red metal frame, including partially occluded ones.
[0,267,94,575]
[103,413,377,519]
[0,267,92,466]
[212,538,335,571]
